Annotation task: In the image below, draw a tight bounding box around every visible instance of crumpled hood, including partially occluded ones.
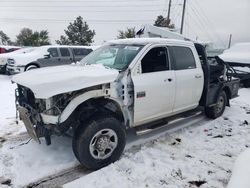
[12,64,119,99]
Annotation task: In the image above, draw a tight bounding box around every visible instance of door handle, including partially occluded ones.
[195,75,202,79]
[164,78,173,82]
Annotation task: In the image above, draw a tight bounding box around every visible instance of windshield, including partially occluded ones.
[80,44,144,70]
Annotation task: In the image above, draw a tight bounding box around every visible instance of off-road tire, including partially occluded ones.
[205,91,227,119]
[72,115,126,170]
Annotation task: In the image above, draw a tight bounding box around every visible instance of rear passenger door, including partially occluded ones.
[72,48,93,62]
[170,46,204,113]
[58,47,74,65]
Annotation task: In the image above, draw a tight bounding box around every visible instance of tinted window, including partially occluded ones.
[59,48,70,57]
[172,46,196,70]
[73,48,93,56]
[48,48,59,57]
[141,47,169,73]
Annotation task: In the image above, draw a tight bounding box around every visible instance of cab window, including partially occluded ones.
[171,46,196,70]
[48,48,59,57]
[59,48,70,57]
[141,47,169,73]
[73,48,93,56]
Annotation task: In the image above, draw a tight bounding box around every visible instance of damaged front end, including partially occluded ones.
[15,84,103,145]
[15,85,57,145]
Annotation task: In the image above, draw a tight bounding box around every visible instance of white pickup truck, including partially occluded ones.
[12,38,239,170]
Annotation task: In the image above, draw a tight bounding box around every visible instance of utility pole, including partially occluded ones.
[180,0,187,34]
[228,34,232,48]
[167,0,172,20]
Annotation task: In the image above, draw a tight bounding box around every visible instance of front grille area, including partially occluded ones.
[16,85,36,108]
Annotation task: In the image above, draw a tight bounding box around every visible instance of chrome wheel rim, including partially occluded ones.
[89,128,118,160]
[216,95,225,114]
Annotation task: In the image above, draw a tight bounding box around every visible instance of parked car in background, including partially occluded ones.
[0,47,36,74]
[219,43,250,87]
[6,45,98,74]
[0,45,20,54]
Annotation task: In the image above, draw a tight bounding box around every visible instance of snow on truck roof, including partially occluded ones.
[107,38,194,46]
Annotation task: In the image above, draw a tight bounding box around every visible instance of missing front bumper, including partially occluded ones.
[18,106,40,143]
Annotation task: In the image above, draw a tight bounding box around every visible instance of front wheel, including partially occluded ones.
[205,91,227,119]
[72,115,126,170]
[25,64,38,71]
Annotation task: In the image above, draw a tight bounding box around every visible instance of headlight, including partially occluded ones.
[7,58,15,65]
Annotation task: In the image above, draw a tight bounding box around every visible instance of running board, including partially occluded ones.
[135,110,202,136]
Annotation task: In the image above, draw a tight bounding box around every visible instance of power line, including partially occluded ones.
[192,0,226,47]
[0,4,165,8]
[0,0,160,2]
[0,18,154,23]
[188,2,215,43]
[0,9,165,13]
[169,0,181,23]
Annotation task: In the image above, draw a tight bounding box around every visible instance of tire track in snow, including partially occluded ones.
[24,114,207,188]
[26,166,90,188]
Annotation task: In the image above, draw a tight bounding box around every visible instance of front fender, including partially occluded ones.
[41,89,105,124]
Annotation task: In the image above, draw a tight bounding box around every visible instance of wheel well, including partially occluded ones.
[72,98,125,129]
[223,86,231,106]
[25,63,40,71]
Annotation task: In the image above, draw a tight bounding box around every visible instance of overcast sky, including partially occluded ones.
[0,0,249,48]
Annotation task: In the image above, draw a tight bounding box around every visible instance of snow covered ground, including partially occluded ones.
[227,148,250,188]
[0,74,250,188]
[64,91,250,188]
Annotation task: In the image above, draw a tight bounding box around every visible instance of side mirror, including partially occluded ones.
[44,54,51,59]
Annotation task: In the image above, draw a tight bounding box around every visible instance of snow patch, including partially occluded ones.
[227,149,250,188]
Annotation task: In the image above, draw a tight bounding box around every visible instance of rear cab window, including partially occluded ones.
[73,48,93,56]
[171,46,196,70]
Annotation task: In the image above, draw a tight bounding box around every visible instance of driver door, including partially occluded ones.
[38,48,60,67]
[132,46,176,126]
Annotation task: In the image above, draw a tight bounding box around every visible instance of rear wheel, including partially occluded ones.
[25,64,38,71]
[205,91,227,119]
[72,115,126,170]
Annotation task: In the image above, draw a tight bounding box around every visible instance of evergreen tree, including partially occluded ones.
[56,16,95,45]
[0,30,13,45]
[117,27,136,39]
[154,15,175,29]
[16,28,50,46]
